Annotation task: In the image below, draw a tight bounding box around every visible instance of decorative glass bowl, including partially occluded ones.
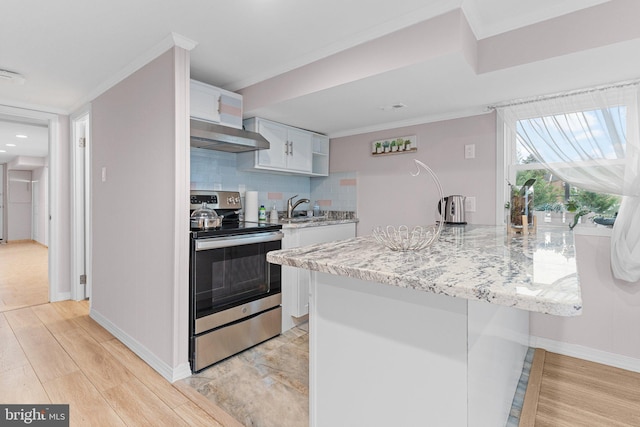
[373,225,441,251]
[372,160,444,251]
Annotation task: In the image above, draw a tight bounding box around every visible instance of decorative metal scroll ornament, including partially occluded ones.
[373,160,445,251]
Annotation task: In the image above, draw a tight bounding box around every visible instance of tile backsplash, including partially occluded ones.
[311,171,357,212]
[190,147,357,214]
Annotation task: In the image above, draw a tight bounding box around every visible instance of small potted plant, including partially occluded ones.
[396,138,404,151]
[390,140,397,152]
[383,141,390,152]
[404,139,412,151]
[565,199,590,230]
[375,141,382,154]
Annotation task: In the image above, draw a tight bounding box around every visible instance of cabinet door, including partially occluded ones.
[190,81,221,123]
[256,120,288,169]
[292,224,356,318]
[286,128,313,173]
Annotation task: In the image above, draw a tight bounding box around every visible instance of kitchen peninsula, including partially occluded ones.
[267,225,582,427]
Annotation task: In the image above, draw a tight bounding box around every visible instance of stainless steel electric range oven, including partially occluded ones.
[189,190,283,372]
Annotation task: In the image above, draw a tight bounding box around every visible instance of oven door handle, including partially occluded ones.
[195,231,284,251]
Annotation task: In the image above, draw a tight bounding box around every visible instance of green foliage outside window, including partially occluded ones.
[515,169,620,215]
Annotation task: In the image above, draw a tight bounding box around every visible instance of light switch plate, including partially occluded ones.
[465,196,476,212]
[464,144,475,159]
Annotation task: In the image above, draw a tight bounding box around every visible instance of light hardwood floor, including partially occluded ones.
[0,241,243,427]
[520,348,640,426]
[5,242,640,426]
[0,241,49,312]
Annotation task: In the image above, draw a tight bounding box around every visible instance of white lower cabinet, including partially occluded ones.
[281,223,356,331]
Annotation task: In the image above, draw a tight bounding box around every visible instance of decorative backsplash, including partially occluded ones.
[191,147,357,214]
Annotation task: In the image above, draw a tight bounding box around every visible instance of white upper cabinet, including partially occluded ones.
[238,117,328,176]
[190,79,243,129]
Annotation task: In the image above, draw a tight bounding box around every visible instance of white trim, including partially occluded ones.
[530,335,640,374]
[0,99,68,116]
[90,307,191,382]
[70,105,91,300]
[172,47,192,377]
[70,33,197,113]
[495,114,507,225]
[170,32,198,51]
[328,107,490,139]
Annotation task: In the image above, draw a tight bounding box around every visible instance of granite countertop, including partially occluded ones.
[277,211,359,229]
[279,217,359,229]
[267,225,582,316]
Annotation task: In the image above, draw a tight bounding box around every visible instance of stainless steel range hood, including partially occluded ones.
[190,119,270,153]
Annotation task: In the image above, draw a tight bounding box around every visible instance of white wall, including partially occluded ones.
[7,169,32,240]
[330,112,497,235]
[90,47,190,381]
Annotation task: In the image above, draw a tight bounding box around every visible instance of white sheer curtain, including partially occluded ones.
[498,83,640,282]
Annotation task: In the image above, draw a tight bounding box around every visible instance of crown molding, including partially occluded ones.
[0,100,67,117]
[70,32,198,112]
[327,107,491,139]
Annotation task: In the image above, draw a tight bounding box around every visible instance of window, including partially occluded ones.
[498,89,634,227]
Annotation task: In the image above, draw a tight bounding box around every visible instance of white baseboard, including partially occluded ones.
[90,308,191,383]
[530,335,640,373]
[50,291,71,303]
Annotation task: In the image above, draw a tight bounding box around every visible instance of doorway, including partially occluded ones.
[0,115,51,311]
[0,105,62,304]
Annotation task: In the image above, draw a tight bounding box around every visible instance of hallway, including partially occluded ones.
[0,241,48,312]
[0,241,241,426]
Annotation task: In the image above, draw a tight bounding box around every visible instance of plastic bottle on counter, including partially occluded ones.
[270,204,278,223]
[258,205,266,221]
[313,201,320,217]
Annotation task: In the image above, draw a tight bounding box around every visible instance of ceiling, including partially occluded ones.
[3,0,639,163]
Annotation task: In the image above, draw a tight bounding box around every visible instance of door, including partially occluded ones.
[286,127,312,172]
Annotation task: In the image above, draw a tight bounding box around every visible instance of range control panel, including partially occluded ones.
[190,190,241,210]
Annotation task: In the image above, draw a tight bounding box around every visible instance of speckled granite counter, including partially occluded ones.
[267,224,582,316]
[279,217,359,229]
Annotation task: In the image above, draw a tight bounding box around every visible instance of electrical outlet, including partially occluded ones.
[465,196,476,212]
[464,144,475,159]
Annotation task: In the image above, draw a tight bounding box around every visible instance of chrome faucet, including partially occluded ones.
[287,195,310,218]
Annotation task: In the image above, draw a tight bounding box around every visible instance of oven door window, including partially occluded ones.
[194,241,279,316]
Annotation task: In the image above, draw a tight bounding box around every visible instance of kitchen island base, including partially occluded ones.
[309,271,528,427]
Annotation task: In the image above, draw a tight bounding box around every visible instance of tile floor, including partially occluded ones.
[179,325,310,427]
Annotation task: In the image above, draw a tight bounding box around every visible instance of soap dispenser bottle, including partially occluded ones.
[313,201,320,217]
[270,204,278,223]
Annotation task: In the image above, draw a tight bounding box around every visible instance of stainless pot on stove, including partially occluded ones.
[191,203,223,229]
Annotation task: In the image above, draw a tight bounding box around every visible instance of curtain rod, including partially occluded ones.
[487,79,640,110]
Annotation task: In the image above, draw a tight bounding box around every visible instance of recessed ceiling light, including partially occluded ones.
[15,134,27,138]
[6,143,16,147]
[379,103,407,111]
[0,69,26,85]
